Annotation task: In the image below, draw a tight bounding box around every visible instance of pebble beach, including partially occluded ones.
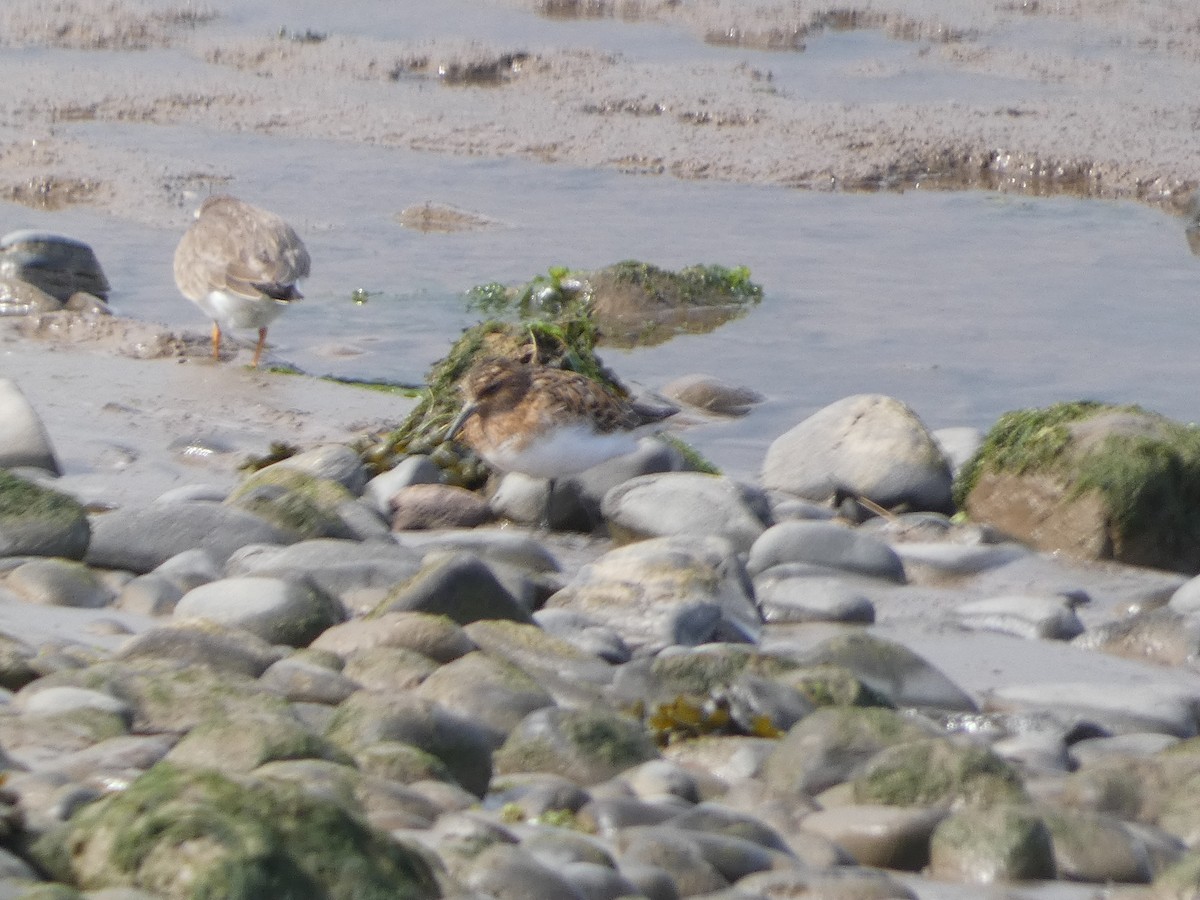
[3,0,1200,898]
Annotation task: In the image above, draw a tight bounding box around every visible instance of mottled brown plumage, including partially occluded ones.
[173,194,310,366]
[447,356,647,478]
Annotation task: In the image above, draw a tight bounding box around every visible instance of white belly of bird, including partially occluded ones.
[198,289,286,331]
[486,422,638,478]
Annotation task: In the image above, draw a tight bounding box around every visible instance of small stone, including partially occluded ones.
[362,455,444,515]
[389,483,494,530]
[266,443,368,495]
[377,553,532,626]
[955,593,1085,640]
[662,373,764,416]
[748,520,905,583]
[311,611,475,664]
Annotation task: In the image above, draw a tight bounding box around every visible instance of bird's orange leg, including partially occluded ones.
[251,327,268,368]
[211,322,222,361]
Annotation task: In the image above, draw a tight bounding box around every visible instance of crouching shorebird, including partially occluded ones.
[446,355,672,480]
[173,195,310,367]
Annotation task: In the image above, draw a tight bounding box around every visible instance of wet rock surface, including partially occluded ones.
[3,377,1200,899]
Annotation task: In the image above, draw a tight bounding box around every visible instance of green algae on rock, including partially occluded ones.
[465,260,763,349]
[226,468,357,540]
[852,738,1027,808]
[0,471,89,559]
[37,762,439,899]
[493,707,658,784]
[928,805,1056,883]
[955,401,1200,572]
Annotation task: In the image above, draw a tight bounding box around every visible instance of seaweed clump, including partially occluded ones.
[466,260,763,348]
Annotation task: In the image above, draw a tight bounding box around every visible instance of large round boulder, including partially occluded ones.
[762,394,953,514]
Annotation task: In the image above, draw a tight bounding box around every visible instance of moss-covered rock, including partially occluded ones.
[761,706,938,797]
[324,692,493,796]
[928,805,1056,883]
[851,738,1027,808]
[352,741,455,785]
[774,664,891,709]
[37,762,439,899]
[226,468,356,540]
[956,401,1200,572]
[165,706,353,773]
[493,707,658,784]
[466,260,762,349]
[28,657,281,734]
[0,471,89,559]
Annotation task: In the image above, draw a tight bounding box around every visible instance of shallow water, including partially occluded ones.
[1,2,1198,481]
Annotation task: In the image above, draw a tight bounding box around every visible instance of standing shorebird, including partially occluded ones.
[173,195,310,367]
[446,355,668,479]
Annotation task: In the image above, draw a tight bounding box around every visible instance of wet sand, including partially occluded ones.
[0,0,1197,231]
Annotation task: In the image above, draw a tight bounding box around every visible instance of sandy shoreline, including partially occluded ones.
[0,0,1197,235]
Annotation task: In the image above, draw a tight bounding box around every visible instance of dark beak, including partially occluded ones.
[446,402,477,441]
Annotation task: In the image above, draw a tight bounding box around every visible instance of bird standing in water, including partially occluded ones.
[173,195,310,367]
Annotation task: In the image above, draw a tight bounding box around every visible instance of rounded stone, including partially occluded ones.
[85,501,296,573]
[602,471,770,552]
[762,393,953,514]
[6,557,113,608]
[267,443,368,495]
[174,576,344,647]
[928,806,1056,882]
[0,379,60,473]
[748,520,905,583]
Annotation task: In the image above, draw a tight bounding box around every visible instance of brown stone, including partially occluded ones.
[388,483,493,531]
[965,471,1110,560]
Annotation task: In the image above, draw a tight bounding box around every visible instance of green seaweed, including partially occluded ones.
[603,260,762,304]
[954,400,1200,554]
[953,400,1111,506]
[0,471,82,524]
[50,762,438,899]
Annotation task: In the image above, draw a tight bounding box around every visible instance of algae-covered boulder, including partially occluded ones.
[956,401,1200,572]
[0,470,88,559]
[226,467,358,540]
[761,706,938,797]
[467,261,763,350]
[40,762,439,899]
[493,707,658,784]
[928,805,1056,883]
[851,738,1027,808]
[585,260,762,348]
